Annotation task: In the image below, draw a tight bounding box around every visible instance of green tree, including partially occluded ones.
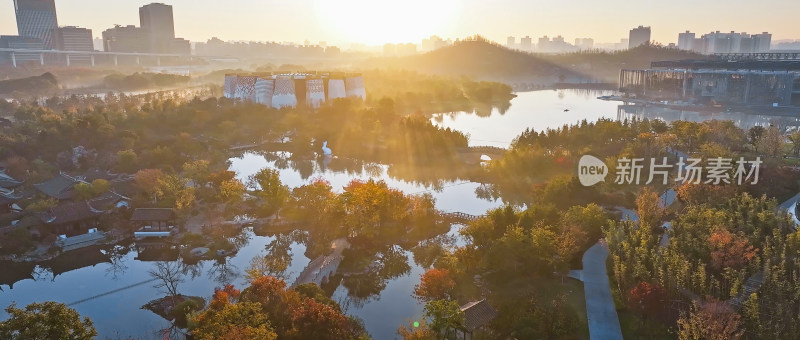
[116,149,139,173]
[0,302,97,340]
[249,168,289,218]
[423,299,464,338]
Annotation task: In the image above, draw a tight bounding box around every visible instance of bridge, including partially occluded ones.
[713,52,800,61]
[440,211,484,225]
[0,48,237,68]
[457,145,507,164]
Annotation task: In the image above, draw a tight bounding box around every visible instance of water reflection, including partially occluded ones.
[617,104,800,132]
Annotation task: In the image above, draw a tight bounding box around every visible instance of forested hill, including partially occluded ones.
[375,39,584,84]
[0,72,60,96]
[373,39,707,85]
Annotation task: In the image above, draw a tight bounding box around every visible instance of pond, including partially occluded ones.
[1,88,794,339]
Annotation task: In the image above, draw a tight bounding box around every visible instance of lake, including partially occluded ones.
[1,89,795,339]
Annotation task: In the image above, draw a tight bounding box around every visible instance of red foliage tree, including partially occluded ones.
[707,229,757,271]
[628,281,667,320]
[414,268,456,302]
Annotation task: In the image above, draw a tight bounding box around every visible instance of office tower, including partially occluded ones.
[139,3,175,53]
[678,31,695,50]
[628,26,651,48]
[14,0,58,48]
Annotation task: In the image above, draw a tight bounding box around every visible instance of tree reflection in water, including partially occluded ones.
[340,245,411,308]
[411,234,457,269]
[207,259,240,286]
[104,244,132,280]
[247,232,295,280]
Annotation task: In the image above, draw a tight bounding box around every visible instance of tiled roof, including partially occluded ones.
[460,299,498,332]
[130,208,175,221]
[34,173,79,200]
[38,201,104,225]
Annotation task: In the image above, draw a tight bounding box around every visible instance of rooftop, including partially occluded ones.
[34,173,80,200]
[460,299,498,332]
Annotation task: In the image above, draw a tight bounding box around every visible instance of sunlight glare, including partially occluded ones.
[314,0,460,45]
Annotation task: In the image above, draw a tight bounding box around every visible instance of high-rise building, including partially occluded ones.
[753,32,772,52]
[139,3,175,53]
[574,38,594,50]
[678,31,695,50]
[506,36,516,48]
[520,36,532,51]
[102,25,148,53]
[628,26,651,48]
[53,26,93,65]
[53,26,93,51]
[14,0,58,48]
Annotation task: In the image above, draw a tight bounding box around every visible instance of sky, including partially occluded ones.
[1,0,799,46]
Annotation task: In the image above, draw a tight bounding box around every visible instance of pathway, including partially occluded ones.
[570,240,623,340]
[292,238,349,287]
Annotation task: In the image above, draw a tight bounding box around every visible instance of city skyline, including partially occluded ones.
[1,0,800,46]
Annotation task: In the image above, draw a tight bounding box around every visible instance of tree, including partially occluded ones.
[192,301,277,340]
[219,178,246,203]
[284,178,335,227]
[72,182,95,201]
[677,301,743,340]
[748,126,765,152]
[0,302,97,340]
[182,159,210,185]
[758,125,783,158]
[149,261,185,299]
[635,186,664,229]
[90,179,110,196]
[116,149,138,173]
[414,268,456,302]
[135,168,165,203]
[249,168,289,217]
[397,319,436,340]
[423,299,464,338]
[707,229,757,271]
[627,281,667,320]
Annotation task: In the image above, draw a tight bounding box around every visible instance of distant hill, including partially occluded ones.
[373,39,707,85]
[0,72,60,96]
[376,39,583,84]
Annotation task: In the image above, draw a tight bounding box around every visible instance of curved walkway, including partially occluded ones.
[571,240,623,340]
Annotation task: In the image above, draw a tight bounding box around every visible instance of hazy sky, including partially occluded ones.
[1,0,799,45]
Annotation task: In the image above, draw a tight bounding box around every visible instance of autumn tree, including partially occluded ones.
[414,268,456,302]
[707,229,757,271]
[677,301,743,340]
[636,186,664,229]
[758,125,783,158]
[627,281,667,321]
[0,302,97,340]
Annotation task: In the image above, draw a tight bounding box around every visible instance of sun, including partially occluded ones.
[314,0,461,45]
